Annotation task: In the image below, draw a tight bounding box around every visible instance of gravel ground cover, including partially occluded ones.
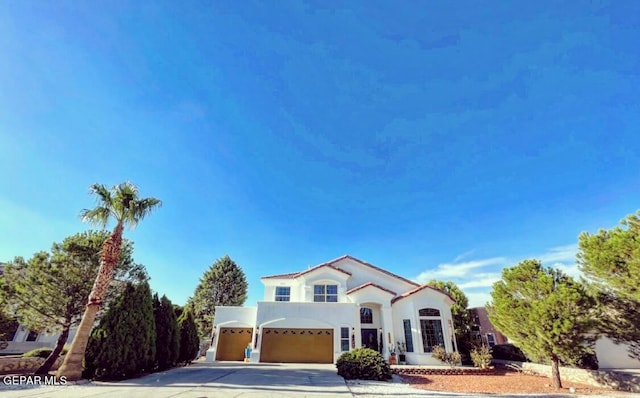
[345,371,635,398]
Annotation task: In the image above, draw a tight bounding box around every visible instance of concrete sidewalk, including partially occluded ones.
[0,362,352,398]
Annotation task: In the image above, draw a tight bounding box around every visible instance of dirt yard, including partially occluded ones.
[401,369,633,396]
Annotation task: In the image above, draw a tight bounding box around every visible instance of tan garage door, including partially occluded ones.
[216,328,253,361]
[260,328,333,363]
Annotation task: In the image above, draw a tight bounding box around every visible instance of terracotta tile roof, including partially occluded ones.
[391,284,456,304]
[319,255,420,287]
[346,282,396,296]
[297,263,352,277]
[260,255,419,288]
[260,264,351,280]
[260,272,299,280]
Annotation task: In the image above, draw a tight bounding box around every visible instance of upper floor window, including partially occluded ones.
[275,286,290,302]
[314,284,338,302]
[360,307,373,324]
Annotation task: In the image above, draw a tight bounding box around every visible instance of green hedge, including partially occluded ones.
[22,347,68,358]
[336,348,392,381]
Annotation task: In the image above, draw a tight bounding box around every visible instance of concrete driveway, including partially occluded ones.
[0,362,352,398]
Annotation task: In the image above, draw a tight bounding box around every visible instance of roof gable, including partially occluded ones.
[261,263,351,281]
[346,282,396,296]
[320,255,419,288]
[298,263,352,279]
[392,284,456,304]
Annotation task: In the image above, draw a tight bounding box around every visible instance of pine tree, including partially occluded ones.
[187,255,248,338]
[153,293,180,370]
[84,281,156,380]
[0,231,146,375]
[177,310,199,364]
[578,211,640,360]
[487,259,595,389]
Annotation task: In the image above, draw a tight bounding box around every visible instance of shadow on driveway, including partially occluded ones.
[1,361,352,397]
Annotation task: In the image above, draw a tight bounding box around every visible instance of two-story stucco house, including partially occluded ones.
[206,255,458,365]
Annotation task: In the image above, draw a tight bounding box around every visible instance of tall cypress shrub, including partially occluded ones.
[84,281,156,380]
[178,310,199,364]
[153,293,180,370]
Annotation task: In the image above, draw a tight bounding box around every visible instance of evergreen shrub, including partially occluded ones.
[177,310,199,364]
[83,282,156,380]
[336,348,392,381]
[153,294,180,370]
[23,347,68,358]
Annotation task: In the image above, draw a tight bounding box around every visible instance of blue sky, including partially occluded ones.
[1,1,639,308]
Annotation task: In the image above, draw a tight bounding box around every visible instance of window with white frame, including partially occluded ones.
[360,307,373,323]
[418,307,444,353]
[403,319,414,352]
[313,284,338,302]
[486,333,496,347]
[25,330,39,342]
[340,327,350,351]
[275,286,290,302]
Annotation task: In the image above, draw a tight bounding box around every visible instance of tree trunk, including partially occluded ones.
[35,324,71,375]
[56,223,124,380]
[56,304,99,380]
[551,354,562,389]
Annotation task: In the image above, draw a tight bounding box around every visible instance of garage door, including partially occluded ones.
[216,327,253,361]
[260,328,333,363]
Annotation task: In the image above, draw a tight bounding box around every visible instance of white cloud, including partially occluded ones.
[457,273,502,289]
[415,256,507,282]
[536,244,578,264]
[453,250,475,263]
[414,244,584,310]
[551,262,583,279]
[466,291,493,308]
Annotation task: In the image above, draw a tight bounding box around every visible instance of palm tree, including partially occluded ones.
[57,182,161,380]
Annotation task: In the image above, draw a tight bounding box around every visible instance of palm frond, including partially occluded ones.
[80,207,111,228]
[88,184,113,208]
[81,181,161,230]
[125,197,162,229]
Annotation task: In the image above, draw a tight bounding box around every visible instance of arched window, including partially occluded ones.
[360,307,373,324]
[418,308,440,317]
[418,307,444,353]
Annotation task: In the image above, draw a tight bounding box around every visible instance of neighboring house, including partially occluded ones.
[1,325,78,355]
[468,304,640,369]
[468,307,508,347]
[594,336,640,369]
[0,263,78,355]
[207,255,458,365]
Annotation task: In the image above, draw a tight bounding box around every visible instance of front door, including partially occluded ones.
[361,328,379,351]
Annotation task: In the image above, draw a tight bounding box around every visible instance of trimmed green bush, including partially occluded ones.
[491,344,528,362]
[177,309,199,364]
[23,347,68,358]
[153,293,180,370]
[83,281,156,380]
[336,348,392,381]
